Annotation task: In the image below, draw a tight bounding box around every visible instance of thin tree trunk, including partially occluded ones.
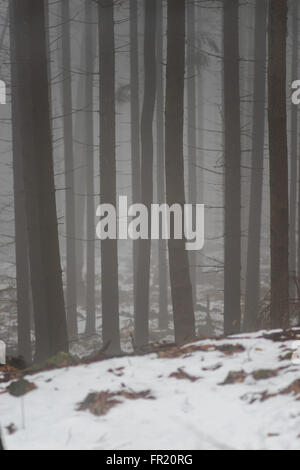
[135,0,157,348]
[129,0,141,320]
[10,7,32,364]
[156,0,168,330]
[61,0,77,338]
[45,0,52,110]
[0,427,4,450]
[85,0,96,336]
[223,0,241,335]
[244,0,267,332]
[11,0,68,362]
[239,2,255,302]
[289,0,298,301]
[268,0,289,329]
[165,0,196,344]
[74,29,89,308]
[196,6,204,288]
[187,0,197,307]
[99,0,120,354]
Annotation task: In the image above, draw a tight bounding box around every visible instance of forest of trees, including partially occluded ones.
[0,0,298,365]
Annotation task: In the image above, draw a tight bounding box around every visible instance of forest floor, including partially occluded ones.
[1,329,300,450]
[0,260,226,358]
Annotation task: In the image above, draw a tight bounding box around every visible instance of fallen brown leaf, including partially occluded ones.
[221,370,247,385]
[78,389,154,416]
[169,368,199,383]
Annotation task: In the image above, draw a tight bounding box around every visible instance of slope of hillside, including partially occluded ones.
[1,330,300,450]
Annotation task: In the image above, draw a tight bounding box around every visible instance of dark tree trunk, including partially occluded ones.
[85,0,96,336]
[99,0,120,354]
[11,0,68,362]
[223,0,241,335]
[268,0,289,329]
[10,6,32,364]
[196,6,204,288]
[165,0,196,344]
[289,0,298,301]
[156,0,168,330]
[187,0,197,307]
[135,0,157,348]
[45,0,52,108]
[0,428,4,450]
[129,0,141,320]
[61,0,77,338]
[244,0,267,332]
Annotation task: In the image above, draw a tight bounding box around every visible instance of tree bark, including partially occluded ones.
[73,22,90,307]
[165,0,196,344]
[99,0,120,354]
[135,0,157,348]
[223,0,241,335]
[187,0,197,307]
[11,0,68,362]
[61,0,78,338]
[268,0,289,329]
[156,0,168,330]
[0,427,4,450]
[197,5,204,285]
[10,5,32,363]
[289,0,298,301]
[85,0,96,336]
[244,0,267,332]
[129,0,141,321]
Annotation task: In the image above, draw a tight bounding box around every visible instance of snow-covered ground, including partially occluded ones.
[1,330,300,450]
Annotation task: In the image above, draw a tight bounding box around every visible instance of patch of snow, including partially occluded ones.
[0,331,300,450]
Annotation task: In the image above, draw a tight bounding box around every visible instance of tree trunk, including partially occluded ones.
[187,0,197,307]
[223,0,241,335]
[11,0,68,362]
[61,0,77,338]
[289,0,298,301]
[0,427,4,450]
[243,0,267,332]
[10,5,32,364]
[197,5,204,285]
[165,0,196,344]
[135,0,157,348]
[85,0,96,336]
[268,0,289,329]
[73,25,90,308]
[129,0,141,321]
[156,0,168,330]
[99,0,120,354]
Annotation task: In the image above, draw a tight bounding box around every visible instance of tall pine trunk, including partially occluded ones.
[99,0,120,353]
[10,7,32,363]
[73,25,90,308]
[244,0,267,332]
[223,0,241,335]
[129,0,141,320]
[135,0,157,348]
[289,0,298,301]
[85,0,96,336]
[187,0,197,307]
[165,0,196,344]
[61,0,77,338]
[11,0,68,362]
[197,5,204,285]
[268,0,289,329]
[156,0,168,330]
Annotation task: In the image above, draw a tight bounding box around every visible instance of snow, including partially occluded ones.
[1,331,300,450]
